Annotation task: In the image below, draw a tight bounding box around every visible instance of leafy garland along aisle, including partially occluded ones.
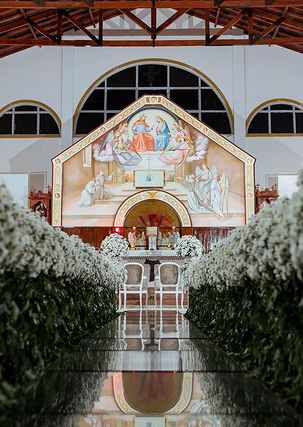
[0,183,126,412]
[184,171,303,412]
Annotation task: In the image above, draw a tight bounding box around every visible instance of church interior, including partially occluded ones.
[1,2,303,426]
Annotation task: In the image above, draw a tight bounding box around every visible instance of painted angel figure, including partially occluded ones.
[220,174,230,213]
[93,130,115,162]
[210,173,224,218]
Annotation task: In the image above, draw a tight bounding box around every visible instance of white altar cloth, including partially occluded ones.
[123,249,180,259]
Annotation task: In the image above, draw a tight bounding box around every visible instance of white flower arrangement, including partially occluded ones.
[100,233,129,259]
[175,235,204,259]
[184,171,303,292]
[0,183,125,289]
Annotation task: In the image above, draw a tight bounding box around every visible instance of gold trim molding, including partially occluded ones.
[114,190,191,227]
[52,94,255,227]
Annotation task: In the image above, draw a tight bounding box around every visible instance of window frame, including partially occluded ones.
[74,61,233,137]
[0,100,61,138]
[246,99,303,137]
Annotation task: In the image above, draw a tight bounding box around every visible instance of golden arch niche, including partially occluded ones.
[52,95,255,228]
[115,191,190,228]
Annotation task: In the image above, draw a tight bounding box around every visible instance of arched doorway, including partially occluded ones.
[124,199,181,228]
[113,190,192,228]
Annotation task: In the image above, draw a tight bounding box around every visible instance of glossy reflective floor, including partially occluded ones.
[15,310,303,427]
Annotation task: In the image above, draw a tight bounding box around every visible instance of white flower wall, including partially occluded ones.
[184,172,303,291]
[0,182,125,288]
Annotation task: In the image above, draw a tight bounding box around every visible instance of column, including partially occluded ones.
[231,45,247,150]
[60,46,75,150]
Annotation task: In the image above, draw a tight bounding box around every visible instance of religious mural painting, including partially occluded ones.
[53,96,255,227]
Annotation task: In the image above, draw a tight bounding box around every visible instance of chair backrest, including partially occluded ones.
[125,262,144,286]
[159,262,180,288]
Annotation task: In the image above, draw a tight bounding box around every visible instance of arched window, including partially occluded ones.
[75,62,232,136]
[0,101,60,136]
[247,100,303,136]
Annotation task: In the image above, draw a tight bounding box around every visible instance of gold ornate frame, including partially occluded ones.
[114,190,191,227]
[52,95,255,227]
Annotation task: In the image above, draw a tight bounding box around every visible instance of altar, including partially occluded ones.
[123,249,182,260]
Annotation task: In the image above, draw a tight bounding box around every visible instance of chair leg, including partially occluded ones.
[176,290,178,311]
[181,289,184,311]
[118,290,121,311]
[140,292,142,310]
[160,291,163,309]
[124,290,126,310]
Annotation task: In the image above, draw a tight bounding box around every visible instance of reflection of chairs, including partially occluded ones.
[154,262,180,310]
[122,311,145,350]
[119,263,147,310]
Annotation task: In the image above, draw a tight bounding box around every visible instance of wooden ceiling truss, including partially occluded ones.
[0,1,302,57]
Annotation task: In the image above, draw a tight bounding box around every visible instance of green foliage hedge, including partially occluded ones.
[0,270,116,413]
[187,278,303,413]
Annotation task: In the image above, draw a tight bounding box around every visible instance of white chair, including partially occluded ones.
[154,262,180,310]
[119,262,147,310]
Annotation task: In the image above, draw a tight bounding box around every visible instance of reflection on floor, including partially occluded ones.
[15,310,303,427]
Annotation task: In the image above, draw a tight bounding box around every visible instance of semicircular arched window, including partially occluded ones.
[0,101,61,136]
[247,100,303,136]
[75,63,232,136]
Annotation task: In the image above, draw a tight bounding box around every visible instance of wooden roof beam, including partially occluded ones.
[209,11,244,43]
[63,10,100,44]
[0,36,303,46]
[20,9,38,38]
[250,16,285,42]
[214,7,221,27]
[20,10,58,42]
[151,0,156,46]
[32,0,45,5]
[272,6,288,37]
[1,1,303,10]
[0,10,55,34]
[253,8,302,31]
[155,9,189,35]
[120,9,152,35]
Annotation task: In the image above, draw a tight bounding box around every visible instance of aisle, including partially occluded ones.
[14,310,303,426]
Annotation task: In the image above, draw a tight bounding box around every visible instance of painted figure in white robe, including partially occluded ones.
[79,180,96,207]
[148,233,157,250]
[158,231,163,245]
[128,226,137,249]
[195,165,211,209]
[171,227,180,248]
[94,170,105,200]
[210,173,224,218]
[220,174,230,213]
[141,231,146,247]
